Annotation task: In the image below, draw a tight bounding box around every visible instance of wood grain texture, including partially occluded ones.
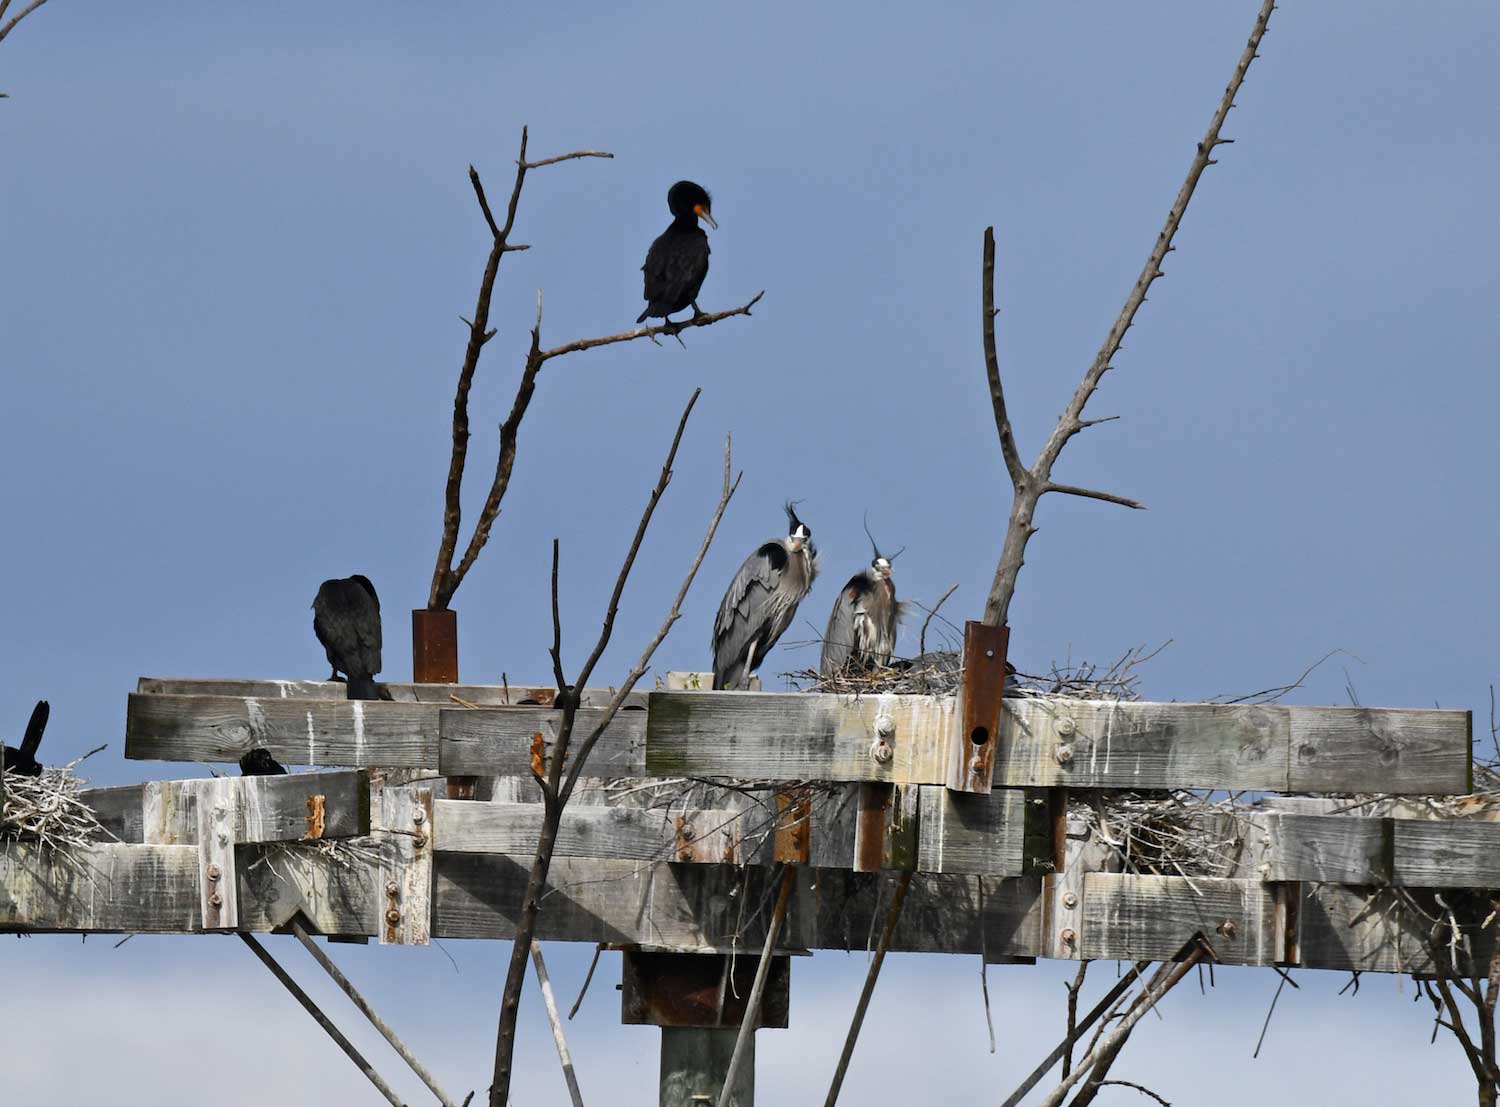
[137,676,646,709]
[196,777,238,929]
[438,706,647,777]
[380,787,434,946]
[1291,884,1500,975]
[1394,819,1500,886]
[85,771,370,845]
[1287,707,1471,794]
[1080,874,1280,964]
[916,786,1026,875]
[645,691,953,784]
[1236,811,1393,884]
[126,694,438,768]
[433,801,744,864]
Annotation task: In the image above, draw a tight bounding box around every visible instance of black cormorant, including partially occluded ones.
[638,181,715,327]
[312,575,383,701]
[712,503,818,690]
[239,748,288,776]
[2,700,48,777]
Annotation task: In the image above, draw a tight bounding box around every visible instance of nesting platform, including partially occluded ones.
[0,675,1484,974]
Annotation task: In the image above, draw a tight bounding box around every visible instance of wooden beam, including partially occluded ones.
[1079,873,1281,964]
[126,693,438,768]
[84,770,370,845]
[137,676,647,709]
[196,777,238,929]
[439,706,648,778]
[380,787,434,946]
[433,801,749,864]
[916,787,1028,875]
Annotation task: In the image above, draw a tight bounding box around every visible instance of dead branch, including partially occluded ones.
[426,128,757,611]
[0,0,50,46]
[982,0,1277,626]
[487,391,739,1106]
[1094,1081,1172,1107]
[530,942,586,1107]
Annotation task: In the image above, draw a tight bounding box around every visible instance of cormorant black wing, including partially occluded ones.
[640,225,710,320]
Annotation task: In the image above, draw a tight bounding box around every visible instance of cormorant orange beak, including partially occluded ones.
[693,203,717,230]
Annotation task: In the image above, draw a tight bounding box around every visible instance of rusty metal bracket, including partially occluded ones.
[947,621,1010,793]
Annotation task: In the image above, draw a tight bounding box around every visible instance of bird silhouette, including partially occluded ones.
[638,181,715,329]
[312,575,383,700]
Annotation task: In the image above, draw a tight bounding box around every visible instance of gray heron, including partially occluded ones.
[312,575,383,700]
[819,518,905,676]
[712,502,819,690]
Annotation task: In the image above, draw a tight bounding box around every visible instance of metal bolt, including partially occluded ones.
[870,739,893,765]
[217,832,229,847]
[875,713,895,739]
[207,865,221,882]
[969,755,983,774]
[413,834,428,850]
[1054,744,1074,765]
[1062,892,1078,910]
[1056,716,1077,738]
[985,649,995,659]
[385,908,401,926]
[385,880,399,897]
[412,808,426,825]
[209,892,223,908]
[681,825,696,841]
[1060,928,1076,946]
[1217,918,1238,939]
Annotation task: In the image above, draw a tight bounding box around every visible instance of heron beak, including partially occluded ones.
[694,204,717,230]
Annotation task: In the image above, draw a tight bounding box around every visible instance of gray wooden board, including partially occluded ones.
[434,801,749,864]
[439,707,649,777]
[1079,874,1281,965]
[644,691,953,785]
[126,693,438,768]
[81,770,370,845]
[1294,884,1498,975]
[1235,811,1393,884]
[916,787,1027,875]
[1287,707,1472,794]
[137,676,646,709]
[1394,820,1500,886]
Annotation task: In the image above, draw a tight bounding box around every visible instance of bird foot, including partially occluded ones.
[690,302,705,320]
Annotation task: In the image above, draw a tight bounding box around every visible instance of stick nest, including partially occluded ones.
[1,765,112,851]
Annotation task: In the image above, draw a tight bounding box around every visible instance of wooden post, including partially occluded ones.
[662,1028,751,1107]
[947,621,1009,794]
[195,777,238,930]
[414,607,473,799]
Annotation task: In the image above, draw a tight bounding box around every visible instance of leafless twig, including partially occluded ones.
[0,0,50,47]
[427,127,758,611]
[982,0,1277,626]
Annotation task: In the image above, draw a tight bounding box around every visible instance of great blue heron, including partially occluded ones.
[638,181,715,327]
[2,700,48,777]
[820,518,905,676]
[312,575,383,701]
[712,502,819,690]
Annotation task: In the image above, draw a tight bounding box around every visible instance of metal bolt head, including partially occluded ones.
[870,739,893,765]
[385,907,401,926]
[411,808,426,825]
[1060,927,1076,946]
[985,649,995,659]
[1054,744,1074,765]
[217,832,229,847]
[207,864,221,882]
[875,713,895,739]
[1062,892,1078,910]
[1056,716,1077,738]
[1217,918,1238,939]
[209,892,223,908]
[412,833,428,850]
[385,880,399,897]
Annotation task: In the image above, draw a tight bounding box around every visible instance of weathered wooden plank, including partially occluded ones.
[1235,811,1393,884]
[1291,884,1500,974]
[126,693,438,768]
[1079,874,1280,965]
[1394,820,1500,886]
[646,691,954,784]
[438,707,648,777]
[1003,700,1291,791]
[1287,707,1471,794]
[137,676,645,709]
[380,787,434,946]
[196,777,238,929]
[433,801,745,864]
[916,787,1026,875]
[84,770,370,845]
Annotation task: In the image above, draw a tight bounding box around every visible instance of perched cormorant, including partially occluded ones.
[638,181,715,327]
[312,575,383,701]
[239,748,288,776]
[2,700,48,777]
[820,519,905,676]
[712,503,819,690]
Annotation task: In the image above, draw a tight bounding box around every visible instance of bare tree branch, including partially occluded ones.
[487,396,740,1105]
[1044,482,1146,510]
[426,129,756,611]
[0,0,50,45]
[982,0,1276,626]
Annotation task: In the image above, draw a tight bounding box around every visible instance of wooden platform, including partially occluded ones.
[0,676,1483,974]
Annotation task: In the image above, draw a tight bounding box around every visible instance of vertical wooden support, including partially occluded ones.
[196,777,238,930]
[774,788,812,864]
[661,1028,751,1107]
[947,621,1009,794]
[379,786,434,946]
[853,783,920,873]
[414,607,471,799]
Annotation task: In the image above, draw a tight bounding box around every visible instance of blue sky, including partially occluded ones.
[3,1,1497,1102]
